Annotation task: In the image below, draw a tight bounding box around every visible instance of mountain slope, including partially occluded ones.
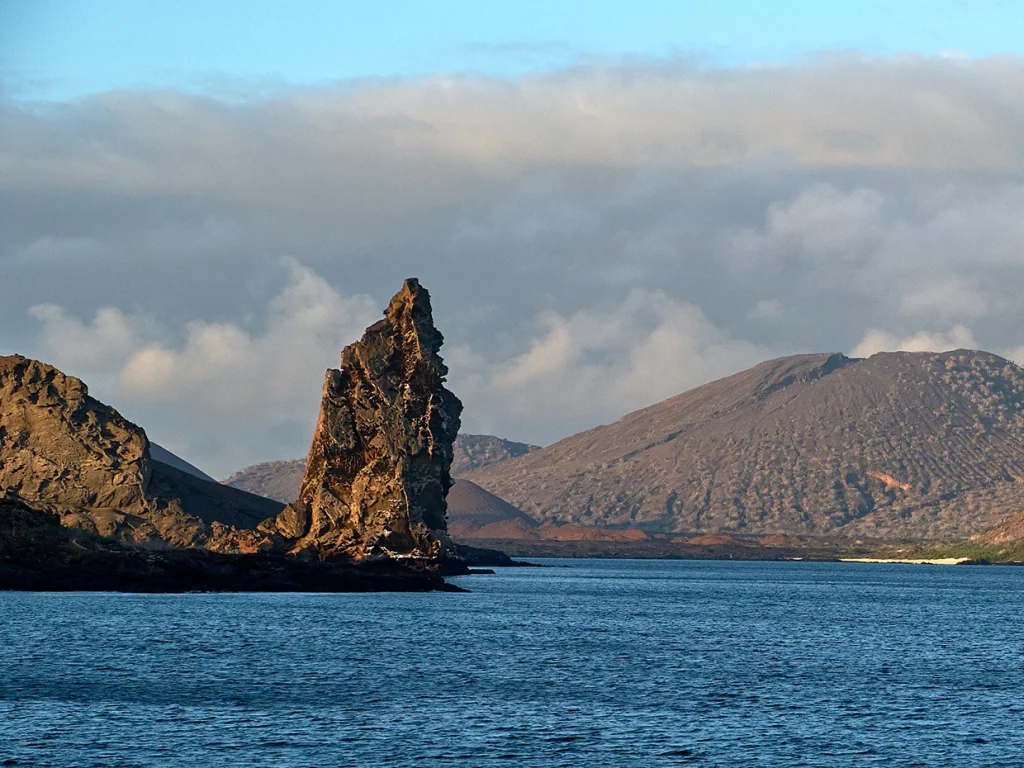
[464,350,1024,539]
[451,435,540,475]
[150,443,216,482]
[444,479,540,538]
[223,459,305,504]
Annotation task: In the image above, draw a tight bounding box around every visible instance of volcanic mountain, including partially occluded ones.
[464,350,1024,539]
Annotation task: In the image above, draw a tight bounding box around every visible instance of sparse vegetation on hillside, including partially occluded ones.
[465,351,1024,539]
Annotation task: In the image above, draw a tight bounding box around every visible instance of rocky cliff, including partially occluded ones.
[0,354,283,552]
[266,279,464,561]
[465,350,1024,539]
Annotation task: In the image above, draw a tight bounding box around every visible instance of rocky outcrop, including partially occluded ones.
[0,354,284,552]
[0,496,458,592]
[0,355,152,518]
[223,435,542,504]
[268,279,463,561]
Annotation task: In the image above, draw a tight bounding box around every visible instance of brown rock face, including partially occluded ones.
[273,279,463,560]
[0,355,151,517]
[0,354,283,551]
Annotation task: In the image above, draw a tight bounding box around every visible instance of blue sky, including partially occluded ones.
[2,0,1022,98]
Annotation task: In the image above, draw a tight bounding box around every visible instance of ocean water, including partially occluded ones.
[1,560,1023,767]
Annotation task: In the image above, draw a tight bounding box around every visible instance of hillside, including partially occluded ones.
[445,479,541,538]
[451,435,540,475]
[150,443,216,482]
[464,350,1024,539]
[972,509,1024,547]
[223,459,305,503]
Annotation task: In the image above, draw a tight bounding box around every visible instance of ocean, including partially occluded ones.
[2,559,1022,767]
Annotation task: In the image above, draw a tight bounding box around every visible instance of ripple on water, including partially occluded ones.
[1,560,1023,767]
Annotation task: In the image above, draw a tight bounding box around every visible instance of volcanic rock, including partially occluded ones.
[0,354,283,551]
[224,434,542,504]
[0,495,457,592]
[269,279,463,561]
[465,350,1024,539]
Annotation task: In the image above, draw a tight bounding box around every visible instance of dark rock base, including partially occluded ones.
[0,499,462,593]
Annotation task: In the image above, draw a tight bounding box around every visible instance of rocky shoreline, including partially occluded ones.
[0,498,463,593]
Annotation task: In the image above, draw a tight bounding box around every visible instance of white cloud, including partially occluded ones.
[850,326,978,358]
[29,261,379,474]
[27,304,140,370]
[451,290,770,438]
[898,278,992,320]
[748,299,784,321]
[1005,347,1024,366]
[115,260,379,410]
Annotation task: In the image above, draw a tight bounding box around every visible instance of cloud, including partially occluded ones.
[451,290,770,438]
[4,54,1024,474]
[27,303,139,370]
[28,261,379,474]
[850,326,978,358]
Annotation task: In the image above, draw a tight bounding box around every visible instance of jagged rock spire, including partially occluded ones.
[274,278,464,561]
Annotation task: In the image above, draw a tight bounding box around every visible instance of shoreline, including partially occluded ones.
[838,557,972,565]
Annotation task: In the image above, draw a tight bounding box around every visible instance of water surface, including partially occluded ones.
[2,559,1022,766]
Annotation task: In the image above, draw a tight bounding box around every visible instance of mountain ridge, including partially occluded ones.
[464,349,1024,539]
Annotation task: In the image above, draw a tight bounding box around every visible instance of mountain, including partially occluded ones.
[972,509,1024,547]
[445,479,541,538]
[464,350,1024,539]
[150,443,216,482]
[223,459,306,504]
[452,435,540,475]
[446,480,651,542]
[0,354,285,551]
[223,434,541,503]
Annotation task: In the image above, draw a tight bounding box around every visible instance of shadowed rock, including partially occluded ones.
[0,496,459,592]
[270,279,463,561]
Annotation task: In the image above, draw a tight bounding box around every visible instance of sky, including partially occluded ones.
[2,1,1024,476]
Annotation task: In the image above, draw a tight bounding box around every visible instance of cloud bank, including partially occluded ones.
[3,55,1024,475]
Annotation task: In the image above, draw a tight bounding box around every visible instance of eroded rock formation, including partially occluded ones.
[0,354,283,552]
[0,355,151,516]
[269,279,463,561]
